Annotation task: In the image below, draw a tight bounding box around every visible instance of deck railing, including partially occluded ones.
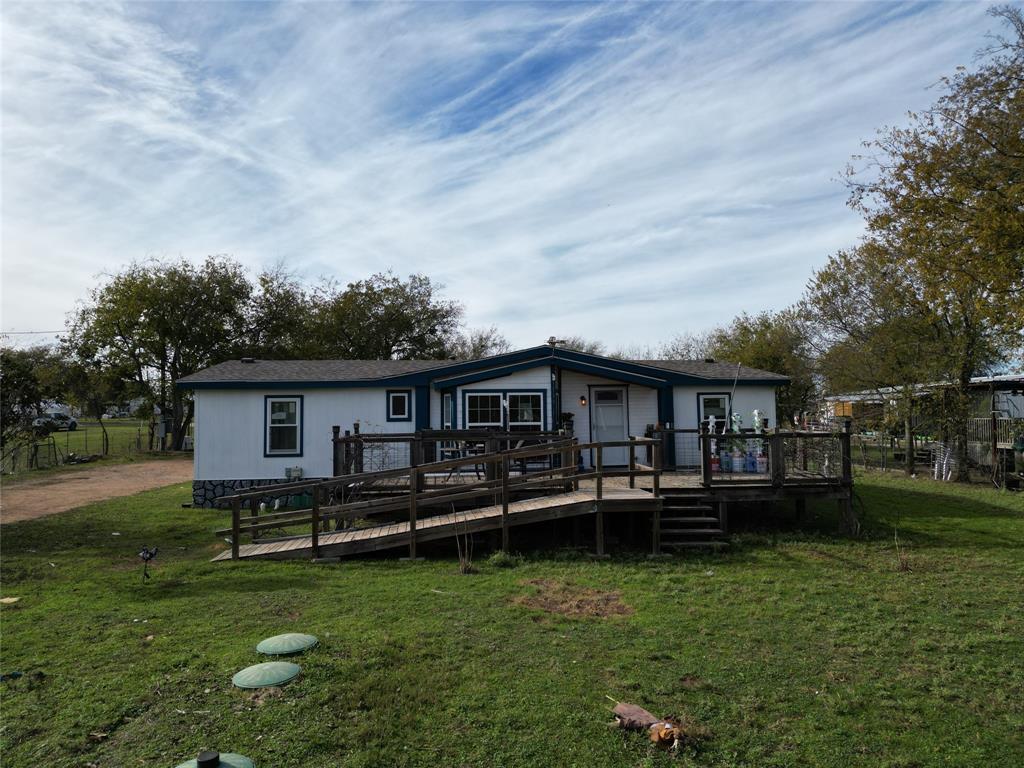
[696,422,853,489]
[216,436,662,560]
[330,426,570,475]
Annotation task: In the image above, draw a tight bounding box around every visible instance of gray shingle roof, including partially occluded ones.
[178,353,788,385]
[634,360,789,381]
[178,359,451,384]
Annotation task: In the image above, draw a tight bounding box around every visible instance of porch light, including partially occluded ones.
[579,395,587,407]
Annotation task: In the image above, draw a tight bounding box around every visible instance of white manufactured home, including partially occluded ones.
[179,345,788,506]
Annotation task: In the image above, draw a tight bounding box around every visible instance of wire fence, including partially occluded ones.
[0,423,152,475]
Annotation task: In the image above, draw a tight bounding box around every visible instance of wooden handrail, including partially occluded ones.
[222,435,663,558]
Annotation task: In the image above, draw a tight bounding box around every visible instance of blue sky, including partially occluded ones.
[0,1,1002,350]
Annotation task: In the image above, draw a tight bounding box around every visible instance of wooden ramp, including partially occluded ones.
[212,487,658,562]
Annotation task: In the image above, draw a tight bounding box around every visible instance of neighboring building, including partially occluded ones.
[178,344,788,507]
[823,375,1024,423]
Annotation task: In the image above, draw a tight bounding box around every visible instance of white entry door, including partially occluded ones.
[591,388,628,466]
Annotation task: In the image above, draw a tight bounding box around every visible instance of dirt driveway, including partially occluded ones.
[0,458,193,523]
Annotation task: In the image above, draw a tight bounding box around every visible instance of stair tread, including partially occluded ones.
[661,528,725,536]
[663,504,714,511]
[661,541,728,548]
[660,516,719,523]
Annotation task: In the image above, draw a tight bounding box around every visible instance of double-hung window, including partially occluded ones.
[387,390,412,422]
[465,393,503,429]
[266,396,302,455]
[507,393,543,431]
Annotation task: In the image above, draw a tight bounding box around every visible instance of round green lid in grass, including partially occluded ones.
[256,632,318,656]
[174,751,254,768]
[231,661,300,689]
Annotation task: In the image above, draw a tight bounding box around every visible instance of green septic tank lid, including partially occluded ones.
[174,751,254,768]
[231,661,300,689]
[256,632,318,656]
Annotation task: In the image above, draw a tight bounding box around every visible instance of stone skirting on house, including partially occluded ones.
[192,479,324,509]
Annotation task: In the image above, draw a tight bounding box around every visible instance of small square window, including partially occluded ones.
[387,390,412,421]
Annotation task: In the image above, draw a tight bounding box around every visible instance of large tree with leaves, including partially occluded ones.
[304,272,465,359]
[66,256,253,450]
[810,7,1024,477]
[703,309,817,427]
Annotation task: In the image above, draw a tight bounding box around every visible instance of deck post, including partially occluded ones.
[407,467,418,560]
[332,426,342,476]
[342,430,351,474]
[840,420,853,486]
[501,455,510,552]
[353,423,363,475]
[310,485,320,559]
[651,507,661,556]
[595,445,603,500]
[699,424,711,487]
[628,436,637,489]
[231,497,240,560]
[410,432,424,492]
[838,420,858,535]
[485,435,499,481]
[769,431,785,488]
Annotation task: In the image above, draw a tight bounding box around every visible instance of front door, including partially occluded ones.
[591,387,628,465]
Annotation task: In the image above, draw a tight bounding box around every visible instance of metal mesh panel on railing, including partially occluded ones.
[705,433,771,478]
[672,432,702,472]
[782,434,842,480]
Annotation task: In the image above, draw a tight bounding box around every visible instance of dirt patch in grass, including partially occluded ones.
[513,578,634,618]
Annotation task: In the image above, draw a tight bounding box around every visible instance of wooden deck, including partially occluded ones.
[212,487,659,562]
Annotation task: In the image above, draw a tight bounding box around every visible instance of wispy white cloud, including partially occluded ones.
[0,0,997,348]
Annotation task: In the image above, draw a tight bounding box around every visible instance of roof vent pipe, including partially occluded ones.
[240,357,256,364]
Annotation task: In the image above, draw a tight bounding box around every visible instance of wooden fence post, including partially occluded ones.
[231,497,240,561]
[342,429,351,474]
[353,422,363,474]
[840,420,853,485]
[595,444,605,556]
[628,436,637,489]
[407,467,418,560]
[770,431,785,488]
[310,486,320,559]
[699,424,711,487]
[501,455,510,552]
[332,425,342,476]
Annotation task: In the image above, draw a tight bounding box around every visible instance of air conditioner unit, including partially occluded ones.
[285,466,304,480]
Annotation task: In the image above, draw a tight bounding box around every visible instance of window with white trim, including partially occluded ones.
[466,393,503,428]
[508,393,542,432]
[266,397,301,455]
[699,394,729,430]
[387,390,411,421]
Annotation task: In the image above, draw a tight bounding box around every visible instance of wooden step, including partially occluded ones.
[661,528,725,537]
[660,516,719,524]
[662,504,713,512]
[662,540,728,549]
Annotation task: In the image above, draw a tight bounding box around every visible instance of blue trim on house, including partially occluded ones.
[460,388,547,430]
[414,385,430,431]
[385,389,413,422]
[433,356,669,390]
[263,394,304,458]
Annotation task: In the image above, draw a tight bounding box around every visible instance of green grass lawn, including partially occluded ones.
[1,473,1022,767]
